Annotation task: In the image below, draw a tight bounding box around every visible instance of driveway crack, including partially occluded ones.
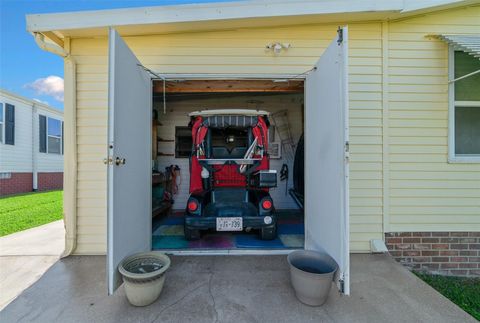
[208,272,219,323]
[150,282,207,323]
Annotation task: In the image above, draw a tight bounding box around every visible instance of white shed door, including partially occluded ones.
[107,28,152,295]
[305,27,350,295]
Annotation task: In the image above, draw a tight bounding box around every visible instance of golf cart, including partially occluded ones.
[184,109,278,240]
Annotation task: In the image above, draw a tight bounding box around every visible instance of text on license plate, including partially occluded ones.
[216,217,243,231]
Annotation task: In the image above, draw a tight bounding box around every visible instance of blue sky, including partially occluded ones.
[0,0,231,110]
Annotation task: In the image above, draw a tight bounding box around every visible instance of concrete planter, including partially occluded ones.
[119,252,171,306]
[287,250,338,306]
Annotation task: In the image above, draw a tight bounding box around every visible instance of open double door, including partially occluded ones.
[106,28,350,295]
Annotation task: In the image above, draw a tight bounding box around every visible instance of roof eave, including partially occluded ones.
[25,0,400,33]
[26,0,475,36]
[0,89,63,115]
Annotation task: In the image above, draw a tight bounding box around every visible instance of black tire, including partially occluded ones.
[184,226,200,241]
[293,134,304,196]
[260,223,277,240]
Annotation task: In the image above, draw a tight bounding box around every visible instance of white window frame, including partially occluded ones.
[448,46,480,163]
[0,102,4,144]
[46,116,62,155]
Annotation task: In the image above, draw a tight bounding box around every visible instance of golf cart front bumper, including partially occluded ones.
[185,214,277,230]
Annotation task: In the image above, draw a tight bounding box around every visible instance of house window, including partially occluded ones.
[0,103,3,143]
[47,117,62,154]
[40,115,63,154]
[175,126,192,158]
[0,172,12,179]
[449,49,480,162]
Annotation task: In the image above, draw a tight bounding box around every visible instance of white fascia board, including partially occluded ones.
[26,0,408,33]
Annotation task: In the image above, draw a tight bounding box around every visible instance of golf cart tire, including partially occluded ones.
[260,224,277,240]
[184,226,200,241]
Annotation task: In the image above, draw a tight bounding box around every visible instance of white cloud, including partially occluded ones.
[33,98,49,105]
[26,76,64,102]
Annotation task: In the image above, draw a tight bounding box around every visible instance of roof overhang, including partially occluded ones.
[26,0,479,39]
[0,88,63,115]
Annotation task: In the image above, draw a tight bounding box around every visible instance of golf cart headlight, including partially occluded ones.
[264,216,273,225]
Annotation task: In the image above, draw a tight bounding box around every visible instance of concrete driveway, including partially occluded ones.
[0,220,64,310]
[1,253,475,323]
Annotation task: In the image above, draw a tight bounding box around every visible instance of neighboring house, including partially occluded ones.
[0,89,64,195]
[26,0,479,295]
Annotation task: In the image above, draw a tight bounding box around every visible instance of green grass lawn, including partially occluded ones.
[414,271,480,320]
[0,190,63,237]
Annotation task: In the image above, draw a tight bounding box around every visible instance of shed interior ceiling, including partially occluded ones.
[153,79,304,95]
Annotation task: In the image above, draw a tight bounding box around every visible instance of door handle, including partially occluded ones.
[115,157,126,166]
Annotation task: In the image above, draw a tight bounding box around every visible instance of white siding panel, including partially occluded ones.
[0,96,33,172]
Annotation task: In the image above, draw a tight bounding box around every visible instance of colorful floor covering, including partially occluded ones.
[152,210,304,250]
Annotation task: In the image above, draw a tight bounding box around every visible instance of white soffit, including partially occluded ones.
[26,0,475,38]
[437,34,480,58]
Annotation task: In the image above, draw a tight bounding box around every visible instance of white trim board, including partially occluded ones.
[152,76,306,257]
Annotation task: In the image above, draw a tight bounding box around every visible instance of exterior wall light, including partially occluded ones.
[265,42,291,55]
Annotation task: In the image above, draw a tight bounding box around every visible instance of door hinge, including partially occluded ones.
[337,27,343,45]
[103,156,113,165]
[339,278,345,294]
[345,141,350,162]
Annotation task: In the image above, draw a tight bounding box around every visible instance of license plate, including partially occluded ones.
[216,217,243,231]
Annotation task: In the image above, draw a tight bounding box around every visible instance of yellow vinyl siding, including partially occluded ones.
[71,22,383,254]
[348,24,384,252]
[387,6,480,233]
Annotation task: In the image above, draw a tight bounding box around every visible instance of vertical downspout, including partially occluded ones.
[62,38,77,257]
[32,103,38,191]
[34,32,77,256]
